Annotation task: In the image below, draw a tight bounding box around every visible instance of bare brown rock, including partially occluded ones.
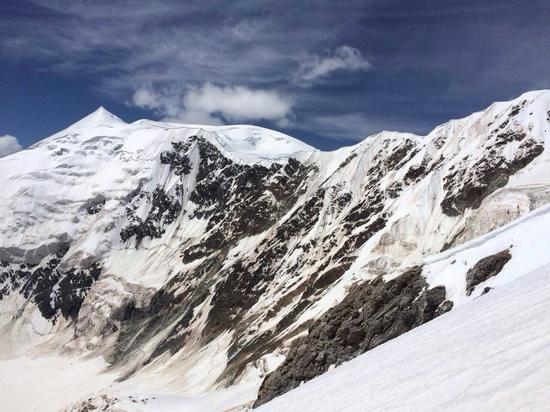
[254,266,452,407]
[465,250,512,295]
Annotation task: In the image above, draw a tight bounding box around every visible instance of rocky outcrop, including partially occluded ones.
[120,187,182,245]
[0,245,102,321]
[160,141,192,175]
[181,137,314,263]
[441,107,545,217]
[254,266,452,407]
[84,194,106,215]
[465,250,512,295]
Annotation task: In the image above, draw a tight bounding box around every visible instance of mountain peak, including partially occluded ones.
[1,89,550,411]
[69,106,126,130]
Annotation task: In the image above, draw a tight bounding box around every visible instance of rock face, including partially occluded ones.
[440,136,544,216]
[0,244,101,321]
[439,99,546,217]
[0,91,549,407]
[254,266,452,407]
[465,250,512,295]
[120,186,182,245]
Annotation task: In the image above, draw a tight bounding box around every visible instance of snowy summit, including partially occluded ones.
[0,90,550,412]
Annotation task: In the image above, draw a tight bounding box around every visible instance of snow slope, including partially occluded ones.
[0,354,116,412]
[258,264,550,412]
[0,108,313,252]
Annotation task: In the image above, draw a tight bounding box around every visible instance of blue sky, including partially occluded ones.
[1,0,549,151]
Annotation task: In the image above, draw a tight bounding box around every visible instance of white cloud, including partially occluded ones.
[132,88,163,110]
[184,83,292,122]
[132,83,293,125]
[0,135,22,158]
[295,45,372,85]
[2,3,383,138]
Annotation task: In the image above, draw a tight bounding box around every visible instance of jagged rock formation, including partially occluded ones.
[254,266,452,407]
[465,250,512,295]
[0,245,101,321]
[0,91,549,409]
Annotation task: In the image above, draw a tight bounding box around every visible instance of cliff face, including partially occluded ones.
[0,91,549,409]
[254,266,453,406]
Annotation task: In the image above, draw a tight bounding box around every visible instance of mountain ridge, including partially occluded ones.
[0,89,549,411]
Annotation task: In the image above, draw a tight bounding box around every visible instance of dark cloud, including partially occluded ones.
[0,0,549,146]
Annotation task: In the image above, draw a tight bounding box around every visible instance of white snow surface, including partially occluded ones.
[0,353,116,412]
[258,264,550,412]
[0,106,315,283]
[0,91,550,411]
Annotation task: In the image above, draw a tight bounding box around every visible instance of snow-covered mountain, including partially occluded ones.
[0,90,549,411]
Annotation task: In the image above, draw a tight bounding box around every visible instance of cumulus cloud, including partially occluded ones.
[295,45,372,85]
[132,88,163,110]
[0,135,22,158]
[183,83,292,123]
[132,83,292,125]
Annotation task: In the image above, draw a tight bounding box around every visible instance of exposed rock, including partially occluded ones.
[0,244,101,321]
[84,194,106,215]
[254,266,452,407]
[385,181,403,198]
[109,273,209,366]
[0,93,547,407]
[441,135,544,216]
[160,142,192,175]
[338,152,357,169]
[181,137,313,262]
[0,238,72,266]
[465,250,512,295]
[120,187,182,245]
